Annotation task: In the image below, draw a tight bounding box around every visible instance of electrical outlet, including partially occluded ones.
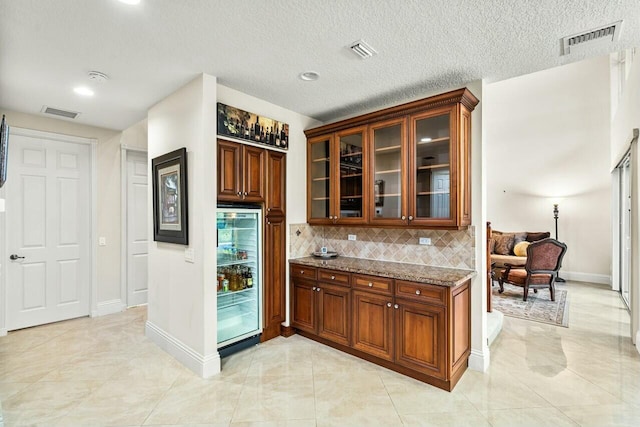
[348,234,357,241]
[419,237,432,245]
[98,237,106,246]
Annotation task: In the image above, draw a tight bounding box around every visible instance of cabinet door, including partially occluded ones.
[409,106,457,227]
[291,277,316,334]
[308,134,334,224]
[217,140,242,201]
[266,150,286,215]
[317,283,350,346]
[394,299,447,379]
[243,145,265,202]
[369,118,408,226]
[335,126,367,224]
[263,216,286,340]
[352,290,393,361]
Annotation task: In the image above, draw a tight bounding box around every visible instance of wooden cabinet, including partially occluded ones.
[216,138,287,343]
[394,299,446,379]
[289,261,471,391]
[290,266,350,346]
[262,215,286,341]
[352,290,393,361]
[305,88,478,228]
[307,128,368,225]
[266,150,286,215]
[217,139,265,202]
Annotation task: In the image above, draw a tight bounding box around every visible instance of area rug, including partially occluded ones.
[492,282,569,327]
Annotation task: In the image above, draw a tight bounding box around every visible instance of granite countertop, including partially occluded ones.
[289,256,475,287]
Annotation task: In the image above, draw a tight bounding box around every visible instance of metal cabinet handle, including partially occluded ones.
[401,215,406,220]
[415,289,421,295]
[329,215,333,220]
[300,270,305,274]
[267,208,271,212]
[331,275,335,280]
[387,302,392,307]
[9,254,25,260]
[316,287,321,292]
[244,191,248,196]
[394,304,399,309]
[312,286,316,291]
[408,215,414,221]
[237,191,242,196]
[368,282,373,287]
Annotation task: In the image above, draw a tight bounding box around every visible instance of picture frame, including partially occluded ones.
[152,147,188,245]
[217,103,289,150]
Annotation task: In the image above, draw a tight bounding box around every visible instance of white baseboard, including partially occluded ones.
[468,348,490,372]
[487,310,504,347]
[95,299,126,317]
[561,271,611,285]
[145,320,221,378]
[0,328,6,337]
[636,331,640,356]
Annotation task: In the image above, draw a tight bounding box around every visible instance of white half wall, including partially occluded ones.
[485,55,612,282]
[146,74,219,376]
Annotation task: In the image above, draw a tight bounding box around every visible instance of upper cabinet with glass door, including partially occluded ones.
[307,128,368,225]
[307,134,333,224]
[305,88,478,229]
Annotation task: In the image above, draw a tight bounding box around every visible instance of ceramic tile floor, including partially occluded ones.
[1,281,640,426]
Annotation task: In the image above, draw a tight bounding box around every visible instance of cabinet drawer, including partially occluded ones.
[318,269,350,286]
[290,265,317,280]
[352,274,393,295]
[395,280,446,306]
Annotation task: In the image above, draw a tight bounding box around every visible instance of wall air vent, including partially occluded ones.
[561,20,623,55]
[349,39,377,59]
[41,106,80,119]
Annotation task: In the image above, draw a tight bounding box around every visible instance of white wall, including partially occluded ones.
[485,55,612,284]
[610,48,640,352]
[216,84,322,327]
[0,109,147,334]
[146,74,219,376]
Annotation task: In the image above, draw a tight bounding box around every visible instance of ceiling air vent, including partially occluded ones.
[561,20,623,55]
[349,39,377,59]
[41,106,80,119]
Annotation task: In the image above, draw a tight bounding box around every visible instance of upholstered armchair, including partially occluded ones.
[498,238,567,301]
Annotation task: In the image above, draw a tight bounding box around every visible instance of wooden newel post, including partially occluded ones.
[486,221,492,313]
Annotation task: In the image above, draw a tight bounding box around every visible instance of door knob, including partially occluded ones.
[9,254,25,260]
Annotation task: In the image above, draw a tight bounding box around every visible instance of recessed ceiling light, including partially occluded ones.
[420,137,432,142]
[118,0,141,5]
[74,86,94,97]
[299,71,320,81]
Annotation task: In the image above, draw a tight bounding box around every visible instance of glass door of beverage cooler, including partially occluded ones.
[216,207,262,348]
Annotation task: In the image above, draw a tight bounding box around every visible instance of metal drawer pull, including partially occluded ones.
[244,191,248,196]
[408,215,414,221]
[387,302,392,307]
[368,282,373,287]
[415,289,421,295]
[394,304,399,309]
[300,270,304,274]
[331,275,335,280]
[401,215,406,220]
[316,287,321,292]
[312,287,316,291]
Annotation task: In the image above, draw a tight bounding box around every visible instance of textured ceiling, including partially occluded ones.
[1,0,639,130]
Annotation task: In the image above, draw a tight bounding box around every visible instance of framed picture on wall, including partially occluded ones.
[152,147,188,245]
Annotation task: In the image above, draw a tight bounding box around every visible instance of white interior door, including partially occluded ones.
[6,133,90,330]
[126,150,148,306]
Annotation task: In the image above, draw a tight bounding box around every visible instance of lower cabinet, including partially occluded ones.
[262,215,286,341]
[352,290,393,361]
[290,264,471,391]
[394,298,446,379]
[291,276,350,346]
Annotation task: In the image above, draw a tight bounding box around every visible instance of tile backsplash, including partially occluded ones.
[289,224,475,270]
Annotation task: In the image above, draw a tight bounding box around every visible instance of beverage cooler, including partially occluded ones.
[216,206,262,357]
